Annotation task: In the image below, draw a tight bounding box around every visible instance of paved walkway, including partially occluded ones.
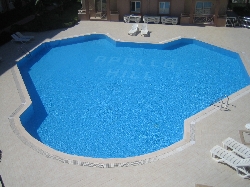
[0,21,250,187]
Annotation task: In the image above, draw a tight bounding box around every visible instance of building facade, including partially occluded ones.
[80,0,229,26]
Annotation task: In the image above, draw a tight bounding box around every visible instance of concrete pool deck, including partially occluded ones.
[1,21,250,186]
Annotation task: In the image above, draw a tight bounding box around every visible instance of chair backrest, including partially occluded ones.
[223,137,250,158]
[142,24,147,30]
[237,158,250,167]
[16,32,23,38]
[132,24,138,29]
[11,34,19,40]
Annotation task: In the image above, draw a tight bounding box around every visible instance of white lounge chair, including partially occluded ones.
[246,123,250,130]
[141,23,149,36]
[11,34,30,43]
[222,137,250,158]
[128,24,139,36]
[143,16,160,24]
[161,16,178,25]
[210,145,250,178]
[16,32,34,39]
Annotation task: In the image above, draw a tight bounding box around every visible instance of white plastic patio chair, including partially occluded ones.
[141,23,148,36]
[11,34,30,43]
[245,123,250,130]
[128,24,139,36]
[210,145,250,179]
[15,32,34,39]
[222,137,250,158]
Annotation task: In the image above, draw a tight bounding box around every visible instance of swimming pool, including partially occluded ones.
[18,34,250,158]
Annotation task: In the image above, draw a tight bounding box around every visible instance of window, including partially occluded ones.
[130,1,141,13]
[195,1,212,14]
[96,0,106,12]
[159,2,170,14]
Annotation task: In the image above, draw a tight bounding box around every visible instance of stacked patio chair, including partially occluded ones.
[222,137,250,158]
[210,138,250,179]
[210,145,250,178]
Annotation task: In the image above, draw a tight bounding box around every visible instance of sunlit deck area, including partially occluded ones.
[0,21,250,187]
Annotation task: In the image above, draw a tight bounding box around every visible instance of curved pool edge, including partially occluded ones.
[9,63,250,168]
[9,33,250,168]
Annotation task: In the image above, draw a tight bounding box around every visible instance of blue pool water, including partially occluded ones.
[18,34,250,158]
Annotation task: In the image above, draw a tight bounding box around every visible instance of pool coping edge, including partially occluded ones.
[8,33,250,168]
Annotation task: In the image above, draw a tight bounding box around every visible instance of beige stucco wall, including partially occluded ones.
[117,0,130,20]
[110,0,117,11]
[219,0,228,15]
[184,0,192,13]
[170,0,184,16]
[147,0,158,15]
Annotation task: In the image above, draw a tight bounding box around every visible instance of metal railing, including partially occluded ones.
[238,16,250,28]
[78,9,86,14]
[226,16,250,28]
[226,17,237,27]
[181,13,249,27]
[193,14,214,24]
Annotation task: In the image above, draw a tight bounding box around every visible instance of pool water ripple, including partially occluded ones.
[18,35,250,158]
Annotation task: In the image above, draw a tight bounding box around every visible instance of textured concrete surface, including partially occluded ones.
[1,21,250,187]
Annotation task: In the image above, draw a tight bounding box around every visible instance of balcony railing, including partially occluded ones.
[226,17,237,27]
[226,16,250,28]
[193,14,214,24]
[180,13,250,27]
[238,16,250,28]
[78,9,86,14]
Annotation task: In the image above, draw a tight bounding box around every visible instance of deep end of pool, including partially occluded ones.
[17,34,250,159]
